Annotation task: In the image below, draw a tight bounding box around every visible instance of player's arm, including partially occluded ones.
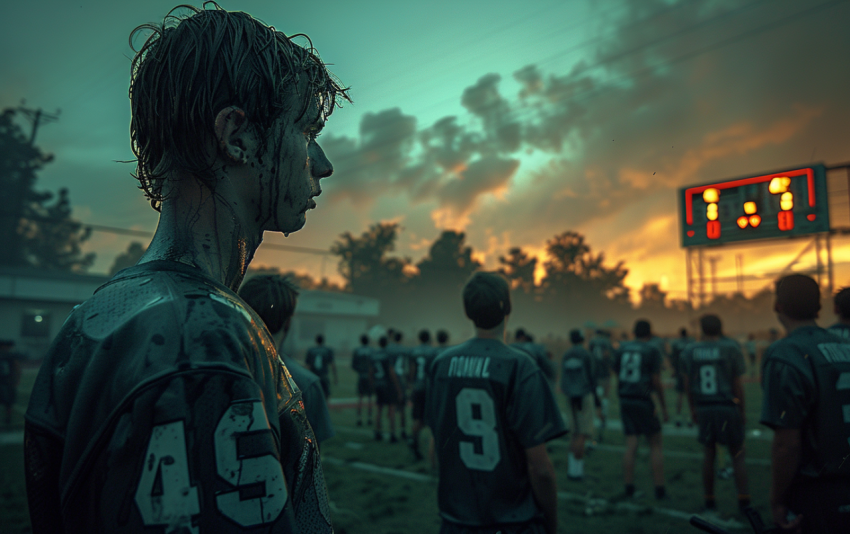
[651,371,668,422]
[23,422,65,534]
[388,365,403,402]
[770,428,803,529]
[526,443,558,534]
[732,375,746,426]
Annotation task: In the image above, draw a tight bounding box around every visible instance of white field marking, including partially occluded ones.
[322,455,746,530]
[332,425,772,466]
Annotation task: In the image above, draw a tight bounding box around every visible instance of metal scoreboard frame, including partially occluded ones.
[679,163,830,247]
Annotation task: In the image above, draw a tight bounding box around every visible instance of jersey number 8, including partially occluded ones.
[699,365,718,395]
[134,400,287,530]
[456,388,500,471]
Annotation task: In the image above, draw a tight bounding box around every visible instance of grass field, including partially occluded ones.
[0,356,773,534]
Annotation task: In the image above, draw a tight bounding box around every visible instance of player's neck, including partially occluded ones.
[702,335,721,342]
[139,185,263,292]
[476,323,506,341]
[778,314,818,335]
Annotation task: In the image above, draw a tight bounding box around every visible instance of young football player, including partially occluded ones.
[409,329,438,460]
[306,334,337,398]
[680,314,749,517]
[23,4,349,532]
[238,275,335,445]
[426,272,567,534]
[669,327,694,427]
[614,319,669,501]
[352,334,374,426]
[588,329,615,440]
[371,336,403,442]
[828,287,850,339]
[561,329,597,481]
[388,330,411,438]
[512,328,557,388]
[760,274,850,533]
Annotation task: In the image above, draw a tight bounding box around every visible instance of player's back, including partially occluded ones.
[24,261,325,532]
[387,343,411,384]
[615,340,662,400]
[560,346,594,398]
[426,338,566,527]
[681,339,744,405]
[352,346,373,379]
[828,322,850,340]
[588,336,613,379]
[370,348,393,388]
[410,344,438,391]
[306,345,332,376]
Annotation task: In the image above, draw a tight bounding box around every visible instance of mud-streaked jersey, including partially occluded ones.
[426,338,567,527]
[410,344,439,391]
[281,353,336,444]
[23,260,331,533]
[828,322,850,340]
[560,346,596,398]
[614,341,663,400]
[760,326,850,478]
[351,346,373,380]
[305,346,334,378]
[369,349,393,390]
[680,339,745,405]
[387,344,411,387]
[669,336,694,375]
[588,336,614,380]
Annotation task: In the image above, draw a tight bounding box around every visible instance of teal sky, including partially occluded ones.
[2,0,850,302]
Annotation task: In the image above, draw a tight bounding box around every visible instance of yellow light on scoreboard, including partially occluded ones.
[749,214,761,228]
[780,192,793,211]
[769,176,791,194]
[703,188,720,203]
[737,216,748,229]
[706,203,718,221]
[744,201,757,215]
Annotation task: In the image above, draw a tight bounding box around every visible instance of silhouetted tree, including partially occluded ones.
[0,108,93,271]
[498,246,537,293]
[109,241,146,276]
[415,230,481,291]
[331,222,412,296]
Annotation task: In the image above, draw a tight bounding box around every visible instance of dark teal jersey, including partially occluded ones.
[387,344,411,386]
[828,322,850,340]
[410,344,439,391]
[614,340,663,400]
[511,341,556,383]
[369,349,393,390]
[669,336,694,374]
[351,346,373,380]
[305,346,334,378]
[426,338,567,527]
[281,354,335,444]
[588,336,614,380]
[760,326,850,478]
[24,260,330,533]
[679,339,745,405]
[560,346,596,398]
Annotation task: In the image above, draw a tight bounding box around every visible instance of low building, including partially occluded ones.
[0,267,379,361]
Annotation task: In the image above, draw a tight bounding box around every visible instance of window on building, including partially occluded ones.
[21,310,51,338]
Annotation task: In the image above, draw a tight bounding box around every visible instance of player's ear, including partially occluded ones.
[214,106,256,165]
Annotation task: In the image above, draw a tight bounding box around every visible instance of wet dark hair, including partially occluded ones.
[237,274,299,335]
[418,329,431,343]
[316,334,325,344]
[394,331,403,342]
[679,328,687,337]
[515,328,527,340]
[360,334,369,345]
[569,329,584,345]
[634,319,651,338]
[834,287,850,319]
[775,274,820,320]
[699,314,722,337]
[463,272,511,330]
[436,330,449,344]
[128,2,351,210]
[379,336,388,348]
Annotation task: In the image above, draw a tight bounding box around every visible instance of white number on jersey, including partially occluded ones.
[214,400,287,526]
[395,355,406,378]
[699,365,718,395]
[619,352,642,383]
[373,360,385,380]
[416,357,427,382]
[455,388,500,471]
[313,353,323,371]
[135,401,287,532]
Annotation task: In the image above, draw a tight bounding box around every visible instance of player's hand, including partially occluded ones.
[771,503,803,533]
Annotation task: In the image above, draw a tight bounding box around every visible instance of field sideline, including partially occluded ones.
[0,356,773,533]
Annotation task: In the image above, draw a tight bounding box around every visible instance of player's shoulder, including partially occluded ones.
[281,355,320,390]
[765,326,846,367]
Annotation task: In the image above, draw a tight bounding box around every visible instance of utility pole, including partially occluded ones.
[707,255,720,299]
[16,101,61,145]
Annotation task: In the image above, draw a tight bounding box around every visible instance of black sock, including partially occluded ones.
[655,486,666,499]
[625,484,636,497]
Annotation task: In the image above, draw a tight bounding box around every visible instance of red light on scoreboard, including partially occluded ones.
[749,214,761,227]
[807,214,816,221]
[778,211,794,231]
[687,230,695,237]
[707,220,721,239]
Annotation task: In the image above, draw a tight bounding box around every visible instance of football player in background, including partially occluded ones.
[371,336,403,442]
[306,334,337,398]
[352,334,374,427]
[588,329,615,441]
[426,272,567,534]
[680,314,749,518]
[0,340,22,426]
[23,4,349,531]
[388,330,411,439]
[436,329,451,351]
[409,329,438,460]
[560,329,597,481]
[669,327,694,427]
[828,286,850,339]
[238,275,335,446]
[512,328,557,388]
[760,274,850,533]
[614,319,669,501]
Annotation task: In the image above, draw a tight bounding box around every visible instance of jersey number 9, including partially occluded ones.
[456,388,500,471]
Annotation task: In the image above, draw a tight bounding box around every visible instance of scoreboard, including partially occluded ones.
[679,164,830,247]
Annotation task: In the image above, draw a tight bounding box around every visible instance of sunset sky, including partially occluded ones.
[2,0,850,303]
